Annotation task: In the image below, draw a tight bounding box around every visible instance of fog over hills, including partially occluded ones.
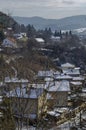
[13,15,86,30]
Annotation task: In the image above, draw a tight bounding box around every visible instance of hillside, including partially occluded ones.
[0,11,18,28]
[13,15,86,30]
[0,12,58,81]
[0,50,57,81]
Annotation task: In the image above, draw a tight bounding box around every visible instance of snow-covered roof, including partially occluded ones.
[63,68,80,75]
[29,88,43,99]
[0,48,3,52]
[29,83,45,89]
[0,112,3,117]
[70,81,82,86]
[61,63,75,68]
[47,81,70,92]
[7,87,43,99]
[47,82,59,92]
[53,71,60,75]
[0,82,4,87]
[79,93,86,97]
[52,36,60,39]
[5,77,29,83]
[2,38,17,48]
[82,112,86,120]
[38,70,54,77]
[14,113,37,119]
[24,114,37,119]
[7,27,12,30]
[0,96,3,102]
[7,87,26,97]
[57,81,70,91]
[44,77,54,82]
[14,33,22,37]
[45,81,54,89]
[51,36,61,41]
[38,48,53,52]
[53,58,59,62]
[47,111,60,117]
[73,77,84,81]
[54,74,72,80]
[54,107,69,113]
[82,88,86,93]
[35,38,45,43]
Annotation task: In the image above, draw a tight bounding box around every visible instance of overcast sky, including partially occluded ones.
[0,0,86,19]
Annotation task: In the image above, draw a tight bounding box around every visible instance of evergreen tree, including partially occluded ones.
[20,24,26,32]
[0,30,5,42]
[69,30,72,35]
[27,38,39,50]
[12,23,20,33]
[48,27,52,36]
[26,24,36,38]
[43,27,52,42]
[54,30,61,37]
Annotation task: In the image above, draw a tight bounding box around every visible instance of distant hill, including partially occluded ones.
[0,11,18,28]
[13,15,86,30]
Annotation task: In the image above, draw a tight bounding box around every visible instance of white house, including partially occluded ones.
[35,38,45,44]
[13,34,23,40]
[61,63,75,70]
[2,38,17,48]
[20,33,27,37]
[51,36,61,42]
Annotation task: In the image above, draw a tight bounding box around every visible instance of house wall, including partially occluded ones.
[7,94,47,120]
[5,82,28,92]
[8,97,38,119]
[38,91,47,119]
[47,91,68,109]
[70,84,82,92]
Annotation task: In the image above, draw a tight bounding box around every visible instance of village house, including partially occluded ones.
[37,70,54,80]
[46,80,70,109]
[35,38,45,46]
[2,38,17,48]
[70,81,82,93]
[13,33,22,40]
[13,33,27,40]
[2,37,17,53]
[61,63,81,77]
[6,85,47,121]
[72,76,85,86]
[61,63,75,72]
[69,81,83,107]
[51,35,61,42]
[47,107,69,121]
[63,68,80,77]
[37,70,60,79]
[4,27,13,36]
[4,77,29,92]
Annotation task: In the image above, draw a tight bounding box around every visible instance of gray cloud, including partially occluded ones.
[0,0,86,19]
[62,0,74,4]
